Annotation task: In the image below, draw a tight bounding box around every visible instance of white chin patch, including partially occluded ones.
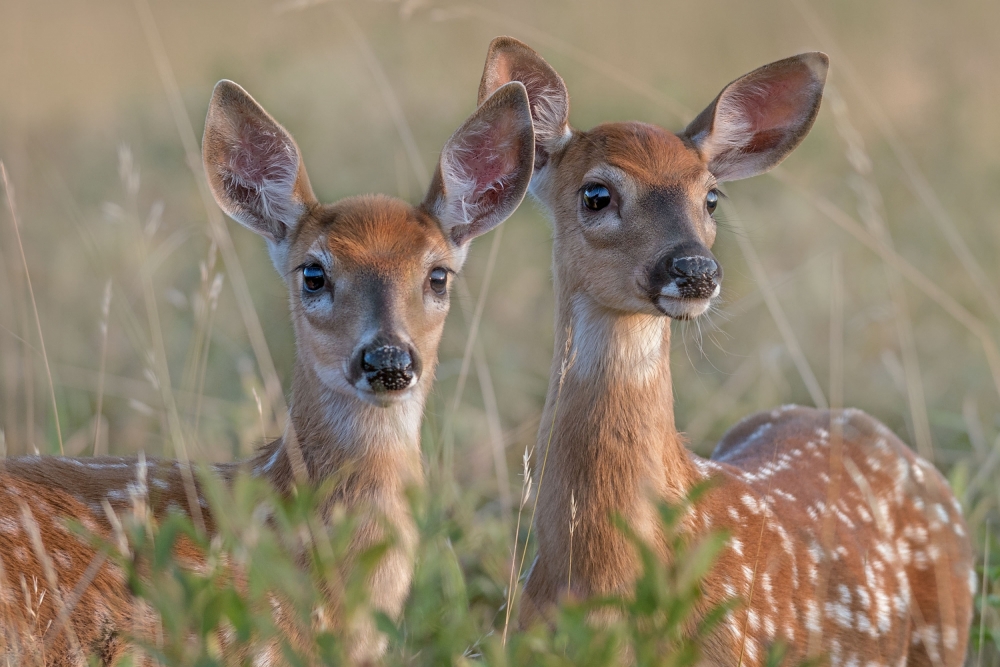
[656,281,719,319]
[656,296,712,320]
[660,282,682,298]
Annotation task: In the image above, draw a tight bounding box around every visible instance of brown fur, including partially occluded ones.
[0,78,534,665]
[479,37,973,666]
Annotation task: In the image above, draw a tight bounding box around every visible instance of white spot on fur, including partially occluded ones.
[729,537,744,556]
[53,550,72,570]
[804,599,821,633]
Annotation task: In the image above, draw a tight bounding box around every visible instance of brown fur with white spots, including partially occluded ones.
[479,37,973,666]
[0,77,535,664]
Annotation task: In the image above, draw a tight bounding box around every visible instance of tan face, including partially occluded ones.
[477,37,828,321]
[282,195,456,405]
[541,122,722,320]
[202,78,534,408]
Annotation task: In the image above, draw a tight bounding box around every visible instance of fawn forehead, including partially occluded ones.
[299,194,450,274]
[564,122,707,191]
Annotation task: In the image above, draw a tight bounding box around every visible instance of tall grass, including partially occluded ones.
[0,0,998,663]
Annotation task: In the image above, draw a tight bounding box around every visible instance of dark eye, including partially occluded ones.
[582,184,612,211]
[429,267,448,296]
[706,189,719,214]
[302,264,325,293]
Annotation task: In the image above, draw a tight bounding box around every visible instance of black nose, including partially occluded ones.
[668,255,719,281]
[360,344,415,392]
[666,254,720,299]
[649,247,722,301]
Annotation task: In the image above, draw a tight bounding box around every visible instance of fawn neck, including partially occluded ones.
[253,351,426,496]
[535,263,698,592]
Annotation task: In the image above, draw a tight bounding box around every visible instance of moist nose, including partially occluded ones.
[668,255,719,281]
[361,344,415,392]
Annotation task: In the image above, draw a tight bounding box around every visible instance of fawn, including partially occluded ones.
[0,78,534,664]
[479,37,974,665]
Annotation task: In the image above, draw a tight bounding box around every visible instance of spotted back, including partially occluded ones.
[699,406,973,665]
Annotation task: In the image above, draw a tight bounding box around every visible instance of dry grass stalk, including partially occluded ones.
[337,6,430,189]
[978,521,990,667]
[474,345,513,518]
[93,279,112,456]
[455,4,693,124]
[790,0,1000,324]
[772,170,1000,402]
[18,503,82,657]
[132,0,288,429]
[192,272,225,437]
[449,275,514,517]
[502,444,533,646]
[567,490,578,592]
[727,204,828,410]
[252,387,267,450]
[117,145,206,534]
[1,162,64,455]
[45,550,109,649]
[829,87,935,461]
[503,327,576,645]
[442,227,506,485]
[682,354,758,448]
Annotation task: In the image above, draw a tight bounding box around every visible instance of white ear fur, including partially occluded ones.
[202,80,315,246]
[424,81,534,250]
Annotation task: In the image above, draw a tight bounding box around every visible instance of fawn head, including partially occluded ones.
[479,37,827,320]
[204,79,533,405]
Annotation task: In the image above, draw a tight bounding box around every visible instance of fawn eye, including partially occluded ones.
[302,264,326,293]
[706,189,719,214]
[429,267,448,296]
[582,184,612,211]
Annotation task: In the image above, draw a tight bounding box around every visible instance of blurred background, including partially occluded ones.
[1,0,998,651]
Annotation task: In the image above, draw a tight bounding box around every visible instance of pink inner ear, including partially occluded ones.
[450,116,520,207]
[736,67,814,137]
[216,114,302,234]
[228,118,297,190]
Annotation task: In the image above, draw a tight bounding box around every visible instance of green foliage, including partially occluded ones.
[98,474,737,665]
[93,470,393,665]
[970,528,1000,664]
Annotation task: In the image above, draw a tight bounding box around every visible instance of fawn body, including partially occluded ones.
[479,38,974,665]
[0,78,534,664]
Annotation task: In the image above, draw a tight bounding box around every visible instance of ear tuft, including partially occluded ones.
[683,52,829,182]
[202,80,315,242]
[424,81,534,250]
[478,36,570,170]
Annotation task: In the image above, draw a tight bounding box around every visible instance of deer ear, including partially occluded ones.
[478,36,570,171]
[424,81,534,251]
[682,53,829,182]
[202,80,316,244]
